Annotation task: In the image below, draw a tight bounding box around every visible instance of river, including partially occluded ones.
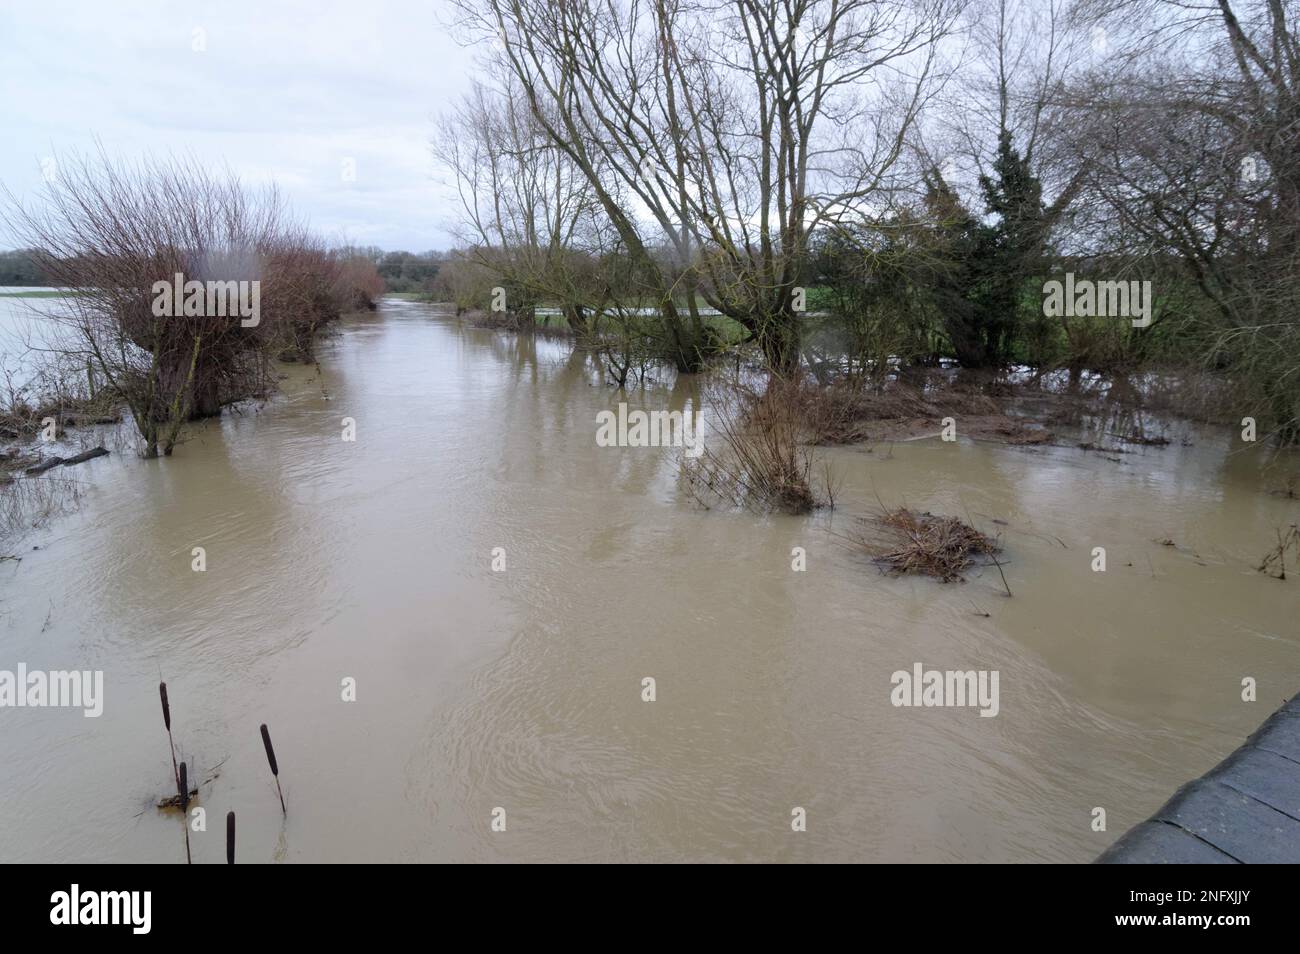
[1,297,1297,862]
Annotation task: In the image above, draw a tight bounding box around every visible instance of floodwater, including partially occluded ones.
[1,297,1297,863]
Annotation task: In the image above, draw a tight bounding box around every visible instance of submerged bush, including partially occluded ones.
[684,376,833,515]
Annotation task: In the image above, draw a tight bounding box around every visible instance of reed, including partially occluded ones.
[178,761,191,864]
[159,681,179,788]
[260,724,286,815]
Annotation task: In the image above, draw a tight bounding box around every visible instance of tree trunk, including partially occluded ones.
[756,312,802,376]
[564,303,592,340]
[662,300,705,373]
[189,374,222,419]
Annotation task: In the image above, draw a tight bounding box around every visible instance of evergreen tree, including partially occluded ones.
[924,130,1049,368]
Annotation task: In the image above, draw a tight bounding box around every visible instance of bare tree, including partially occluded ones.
[435,73,615,336]
[1067,0,1300,439]
[452,0,964,373]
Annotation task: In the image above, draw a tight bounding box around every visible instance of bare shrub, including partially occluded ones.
[595,314,656,388]
[3,149,330,457]
[684,376,833,514]
[264,240,345,362]
[0,351,121,439]
[436,250,501,318]
[333,251,385,312]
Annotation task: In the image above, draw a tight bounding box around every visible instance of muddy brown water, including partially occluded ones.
[1,298,1297,862]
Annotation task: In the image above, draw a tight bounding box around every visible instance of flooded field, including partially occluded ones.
[1,297,1297,863]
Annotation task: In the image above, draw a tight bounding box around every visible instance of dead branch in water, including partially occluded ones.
[854,508,1004,585]
[24,446,108,475]
[1258,524,1299,580]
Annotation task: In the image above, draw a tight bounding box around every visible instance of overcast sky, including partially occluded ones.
[0,0,479,251]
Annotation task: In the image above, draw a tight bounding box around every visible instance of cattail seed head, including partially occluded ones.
[160,682,171,731]
[260,723,279,777]
[226,811,235,864]
[178,761,189,810]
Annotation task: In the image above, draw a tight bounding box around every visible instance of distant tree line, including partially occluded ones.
[0,248,49,286]
[332,247,445,294]
[1,244,444,296]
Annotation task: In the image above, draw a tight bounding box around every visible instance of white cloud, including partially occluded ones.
[0,0,477,249]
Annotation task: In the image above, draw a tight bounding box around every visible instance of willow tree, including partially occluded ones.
[1068,0,1300,440]
[452,0,963,373]
[4,150,328,456]
[434,74,617,338]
